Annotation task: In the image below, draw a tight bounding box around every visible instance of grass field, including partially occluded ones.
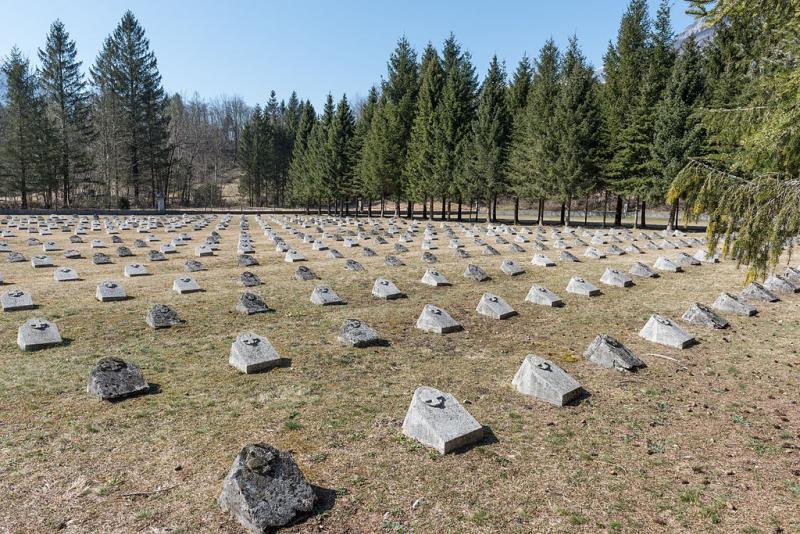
[0,216,798,533]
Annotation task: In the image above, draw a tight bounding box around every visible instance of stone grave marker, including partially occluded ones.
[674,252,700,267]
[185,260,204,272]
[344,259,365,272]
[559,251,579,262]
[327,249,343,259]
[740,282,780,303]
[566,276,601,296]
[584,247,606,259]
[682,302,729,329]
[160,243,177,254]
[394,243,409,253]
[1,289,34,311]
[195,244,213,257]
[584,334,644,371]
[629,261,659,278]
[416,304,462,334]
[239,271,261,287]
[284,249,305,263]
[87,358,149,400]
[600,268,634,288]
[402,386,483,454]
[92,252,112,265]
[124,263,148,277]
[238,254,258,267]
[17,318,62,351]
[639,314,695,349]
[384,255,404,267]
[54,267,79,282]
[337,319,383,347]
[525,285,563,307]
[653,256,681,272]
[236,292,271,315]
[764,274,799,294]
[476,292,516,319]
[146,304,184,329]
[361,247,377,257]
[421,269,450,287]
[500,259,524,276]
[173,276,202,294]
[421,251,438,264]
[96,280,126,302]
[116,246,133,257]
[229,332,282,373]
[531,254,556,267]
[372,278,404,300]
[463,264,490,282]
[310,284,344,305]
[7,251,25,263]
[713,292,757,316]
[293,266,317,280]
[31,255,54,268]
[512,355,583,406]
[482,245,500,256]
[218,443,316,532]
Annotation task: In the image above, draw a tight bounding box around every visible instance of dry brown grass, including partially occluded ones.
[0,217,798,534]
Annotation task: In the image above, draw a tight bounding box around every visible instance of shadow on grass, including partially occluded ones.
[288,485,337,529]
[453,426,499,455]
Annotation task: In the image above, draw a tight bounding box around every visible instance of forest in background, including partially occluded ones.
[1,0,798,277]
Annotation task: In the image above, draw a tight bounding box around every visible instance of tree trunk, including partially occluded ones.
[394,196,400,218]
[633,196,640,229]
[559,202,566,225]
[441,195,446,221]
[537,198,544,225]
[666,199,678,231]
[613,195,623,226]
[602,191,608,228]
[457,198,462,221]
[492,195,498,223]
[566,196,572,227]
[584,195,589,225]
[380,195,385,218]
[513,197,520,225]
[446,200,452,221]
[368,198,373,218]
[422,197,427,219]
[640,200,647,229]
[407,200,413,219]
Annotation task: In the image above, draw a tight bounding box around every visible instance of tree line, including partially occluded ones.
[239,0,709,229]
[0,11,247,209]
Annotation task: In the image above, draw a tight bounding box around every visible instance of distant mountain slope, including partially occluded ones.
[675,18,716,50]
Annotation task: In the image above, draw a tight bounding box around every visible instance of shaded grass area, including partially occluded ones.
[0,219,798,533]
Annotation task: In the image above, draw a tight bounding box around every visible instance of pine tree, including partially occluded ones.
[351,85,378,210]
[433,33,478,220]
[305,94,335,211]
[554,36,602,226]
[505,54,533,223]
[38,19,93,207]
[405,43,443,217]
[327,94,356,213]
[0,48,41,208]
[507,39,561,224]
[467,55,510,222]
[287,100,316,208]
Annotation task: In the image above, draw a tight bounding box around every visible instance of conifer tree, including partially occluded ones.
[554,36,602,226]
[467,55,510,222]
[327,94,356,213]
[507,39,561,224]
[38,20,93,207]
[287,100,316,209]
[506,54,533,222]
[305,94,335,211]
[405,44,443,218]
[352,86,378,213]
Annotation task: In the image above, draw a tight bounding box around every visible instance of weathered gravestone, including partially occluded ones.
[476,292,516,319]
[512,355,584,406]
[173,276,202,294]
[654,256,681,272]
[31,255,54,268]
[124,263,148,277]
[1,289,34,311]
[293,266,317,281]
[600,268,634,288]
[384,255,404,267]
[463,264,490,282]
[229,332,282,373]
[525,285,563,307]
[96,280,126,302]
[416,304,462,334]
[639,314,695,349]
[284,249,305,263]
[236,292,271,315]
[584,247,606,259]
[218,443,316,532]
[64,249,81,259]
[764,274,799,294]
[18,318,62,351]
[185,260,204,272]
[195,245,213,257]
[54,267,79,282]
[531,254,556,267]
[421,269,450,287]
[116,246,133,257]
[674,252,701,267]
[421,251,438,264]
[566,276,601,297]
[559,251,579,263]
[145,304,184,329]
[394,243,409,253]
[682,302,729,329]
[402,386,483,455]
[327,249,343,259]
[92,253,112,265]
[584,334,644,371]
[344,259,364,272]
[372,278,404,300]
[7,252,25,263]
[239,271,261,287]
[629,261,659,278]
[740,282,780,303]
[310,284,344,305]
[87,358,149,400]
[337,319,383,347]
[238,254,258,267]
[500,259,525,276]
[712,292,757,316]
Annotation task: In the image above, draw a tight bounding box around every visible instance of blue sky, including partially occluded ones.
[0,0,694,108]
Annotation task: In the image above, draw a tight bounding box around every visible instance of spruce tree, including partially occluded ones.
[507,39,561,224]
[38,19,93,207]
[305,94,335,211]
[506,54,533,222]
[287,100,316,209]
[0,48,41,208]
[467,55,510,222]
[553,36,601,226]
[352,86,378,212]
[327,94,356,213]
[405,43,443,217]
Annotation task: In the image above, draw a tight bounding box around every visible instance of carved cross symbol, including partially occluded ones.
[424,395,446,409]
